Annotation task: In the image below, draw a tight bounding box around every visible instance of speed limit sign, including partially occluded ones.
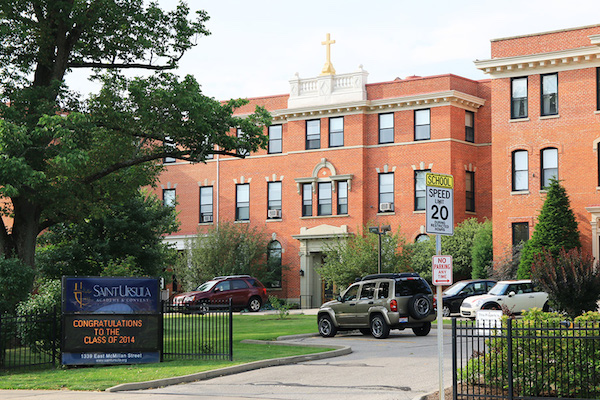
[425,173,454,235]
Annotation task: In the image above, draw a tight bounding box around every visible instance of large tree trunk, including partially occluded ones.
[11,197,42,268]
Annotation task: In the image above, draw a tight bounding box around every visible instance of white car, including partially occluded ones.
[460,280,549,318]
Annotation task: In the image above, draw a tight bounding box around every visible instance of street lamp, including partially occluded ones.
[368,225,391,274]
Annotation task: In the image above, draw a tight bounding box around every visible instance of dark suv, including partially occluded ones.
[317,273,436,339]
[171,275,268,312]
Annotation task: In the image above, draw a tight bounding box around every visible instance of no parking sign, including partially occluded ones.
[432,255,453,286]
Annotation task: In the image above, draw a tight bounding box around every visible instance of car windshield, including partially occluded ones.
[488,283,508,296]
[195,280,218,292]
[443,281,468,296]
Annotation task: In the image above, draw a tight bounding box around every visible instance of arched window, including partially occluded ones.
[267,241,282,288]
[415,234,430,243]
[512,150,528,191]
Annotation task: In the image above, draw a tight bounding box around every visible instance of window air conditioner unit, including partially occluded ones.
[379,202,393,212]
[202,215,213,223]
[268,209,282,218]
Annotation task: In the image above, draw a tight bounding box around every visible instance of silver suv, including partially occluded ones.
[317,273,436,339]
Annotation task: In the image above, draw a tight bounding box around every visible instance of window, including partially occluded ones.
[415,109,430,140]
[163,188,176,207]
[268,125,282,154]
[597,68,600,111]
[235,184,249,221]
[541,147,558,189]
[512,150,528,191]
[541,73,558,116]
[318,182,332,216]
[414,170,430,211]
[231,279,249,290]
[266,241,282,288]
[267,181,282,218]
[512,222,529,246]
[163,136,176,163]
[360,282,376,300]
[199,186,213,223]
[466,171,475,212]
[511,77,528,119]
[415,234,430,243]
[379,113,394,144]
[237,128,249,156]
[337,181,348,215]
[306,120,320,149]
[329,117,344,147]
[342,284,359,301]
[378,173,394,212]
[465,111,474,142]
[302,183,312,217]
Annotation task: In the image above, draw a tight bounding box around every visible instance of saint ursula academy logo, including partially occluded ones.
[73,281,89,309]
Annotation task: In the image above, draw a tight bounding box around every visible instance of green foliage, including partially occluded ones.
[471,220,492,279]
[531,248,600,318]
[0,257,36,314]
[317,225,411,290]
[15,279,61,355]
[175,222,272,290]
[268,295,291,319]
[461,311,600,398]
[518,179,581,279]
[36,191,179,279]
[407,218,490,282]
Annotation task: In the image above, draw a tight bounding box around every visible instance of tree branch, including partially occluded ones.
[67,61,177,70]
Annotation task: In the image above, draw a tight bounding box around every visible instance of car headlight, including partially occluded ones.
[473,299,485,308]
[184,295,196,303]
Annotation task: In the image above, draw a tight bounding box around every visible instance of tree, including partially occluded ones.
[517,179,581,279]
[175,222,274,291]
[318,225,411,289]
[0,1,271,268]
[471,219,493,279]
[532,248,600,318]
[35,190,179,279]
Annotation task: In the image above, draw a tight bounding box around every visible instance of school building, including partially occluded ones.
[156,24,600,306]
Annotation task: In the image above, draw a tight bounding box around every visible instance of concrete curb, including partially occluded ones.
[105,339,351,392]
[411,386,452,400]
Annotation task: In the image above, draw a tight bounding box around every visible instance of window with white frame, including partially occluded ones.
[237,128,249,156]
[268,125,282,154]
[329,117,344,147]
[415,109,430,141]
[541,147,558,189]
[302,183,312,217]
[511,77,528,119]
[268,181,282,219]
[236,183,250,221]
[465,111,474,143]
[378,173,394,212]
[512,150,528,191]
[306,120,320,150]
[337,181,348,215]
[414,170,430,210]
[318,182,332,216]
[199,186,213,223]
[379,113,394,144]
[541,73,558,116]
[163,188,176,207]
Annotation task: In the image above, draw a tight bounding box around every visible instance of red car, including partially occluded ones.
[172,275,268,312]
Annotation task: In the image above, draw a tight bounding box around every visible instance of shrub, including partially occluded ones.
[531,248,600,319]
[488,242,522,281]
[268,295,291,320]
[471,220,492,279]
[0,257,36,314]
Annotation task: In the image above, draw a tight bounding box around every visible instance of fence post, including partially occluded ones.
[159,300,164,362]
[452,318,457,400]
[51,306,58,367]
[0,312,4,369]
[507,318,513,400]
[228,298,233,361]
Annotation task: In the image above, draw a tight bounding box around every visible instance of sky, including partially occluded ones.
[69,0,600,101]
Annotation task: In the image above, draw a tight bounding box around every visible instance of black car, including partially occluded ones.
[441,279,496,317]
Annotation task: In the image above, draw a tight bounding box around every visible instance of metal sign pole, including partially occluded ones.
[436,234,444,400]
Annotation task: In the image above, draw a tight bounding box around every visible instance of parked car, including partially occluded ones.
[442,279,496,317]
[460,279,549,319]
[317,272,436,339]
[171,275,268,312]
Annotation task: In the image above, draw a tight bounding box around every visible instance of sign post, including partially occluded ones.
[426,173,454,400]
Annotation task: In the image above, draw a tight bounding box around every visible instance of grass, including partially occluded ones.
[0,314,325,391]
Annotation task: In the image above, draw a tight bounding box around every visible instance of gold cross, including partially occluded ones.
[320,33,336,76]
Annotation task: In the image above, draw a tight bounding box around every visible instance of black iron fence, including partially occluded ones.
[162,300,233,361]
[0,308,59,370]
[452,318,600,400]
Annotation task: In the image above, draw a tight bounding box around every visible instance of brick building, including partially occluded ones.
[157,37,492,307]
[474,24,600,262]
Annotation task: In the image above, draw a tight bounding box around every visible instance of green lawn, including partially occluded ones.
[0,314,324,391]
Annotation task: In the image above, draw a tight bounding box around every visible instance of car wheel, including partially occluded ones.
[198,301,209,315]
[370,314,390,339]
[359,328,371,336]
[442,305,451,318]
[543,301,550,312]
[482,303,500,310]
[413,322,432,336]
[408,294,432,320]
[248,296,262,312]
[318,315,337,337]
